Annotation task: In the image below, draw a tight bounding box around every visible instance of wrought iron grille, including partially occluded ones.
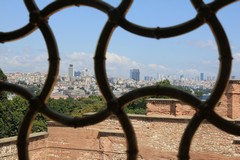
[0,0,240,159]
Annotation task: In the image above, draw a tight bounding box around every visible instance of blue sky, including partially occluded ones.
[0,0,240,80]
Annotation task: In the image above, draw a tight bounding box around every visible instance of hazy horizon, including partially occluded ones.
[1,1,240,79]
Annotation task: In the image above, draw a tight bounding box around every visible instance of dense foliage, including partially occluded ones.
[48,96,147,116]
[0,96,46,138]
[48,95,106,117]
[0,68,8,100]
[124,98,146,114]
[0,94,148,138]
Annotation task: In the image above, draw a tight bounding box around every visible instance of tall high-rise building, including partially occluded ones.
[74,70,81,77]
[144,76,153,81]
[82,68,90,77]
[68,64,74,78]
[180,75,184,80]
[231,75,236,80]
[200,72,204,81]
[130,69,140,81]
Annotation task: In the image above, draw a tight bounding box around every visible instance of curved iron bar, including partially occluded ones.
[40,105,111,128]
[178,114,204,159]
[36,23,60,102]
[94,0,133,102]
[0,24,36,43]
[118,86,201,108]
[0,81,33,100]
[120,18,203,39]
[116,110,138,160]
[0,0,239,159]
[94,21,118,102]
[176,0,232,158]
[207,112,240,136]
[191,0,238,138]
[41,0,114,18]
[209,0,239,13]
[15,1,59,159]
[23,0,60,103]
[18,109,38,160]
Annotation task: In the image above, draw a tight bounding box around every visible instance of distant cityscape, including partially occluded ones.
[4,64,227,100]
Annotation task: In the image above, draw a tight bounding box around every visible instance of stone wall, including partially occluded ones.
[225,80,240,119]
[146,80,240,119]
[0,132,48,160]
[146,98,196,116]
[47,124,100,159]
[1,116,240,159]
[46,115,240,160]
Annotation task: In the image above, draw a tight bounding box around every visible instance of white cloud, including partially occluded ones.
[0,48,48,73]
[35,54,48,62]
[63,52,171,78]
[201,60,212,65]
[189,39,217,50]
[59,51,142,78]
[185,69,199,75]
[233,53,240,63]
[106,52,142,78]
[176,68,200,76]
[59,52,93,75]
[0,47,220,79]
[149,64,167,70]
[68,52,92,61]
[106,52,141,68]
[148,64,158,69]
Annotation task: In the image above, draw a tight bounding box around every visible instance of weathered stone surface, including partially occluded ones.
[1,116,240,159]
[44,116,240,159]
[0,132,48,160]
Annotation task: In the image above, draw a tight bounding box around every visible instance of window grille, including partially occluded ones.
[0,0,240,159]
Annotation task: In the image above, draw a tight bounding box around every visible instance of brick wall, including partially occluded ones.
[0,132,48,160]
[46,115,240,160]
[147,80,240,120]
[146,98,196,116]
[47,124,100,159]
[1,116,240,159]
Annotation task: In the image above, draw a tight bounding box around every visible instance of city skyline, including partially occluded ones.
[1,1,240,79]
[5,66,218,82]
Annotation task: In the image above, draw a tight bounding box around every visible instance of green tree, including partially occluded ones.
[0,96,47,138]
[174,85,192,94]
[155,79,171,87]
[155,79,172,99]
[28,85,41,95]
[0,68,7,81]
[0,68,8,100]
[71,96,106,116]
[124,98,146,115]
[48,96,106,117]
[48,97,75,115]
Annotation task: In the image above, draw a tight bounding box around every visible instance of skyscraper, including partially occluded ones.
[68,64,74,78]
[130,69,140,81]
[82,68,90,77]
[200,73,204,81]
[74,70,81,77]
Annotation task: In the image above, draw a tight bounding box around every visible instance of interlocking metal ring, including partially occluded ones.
[0,0,239,159]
